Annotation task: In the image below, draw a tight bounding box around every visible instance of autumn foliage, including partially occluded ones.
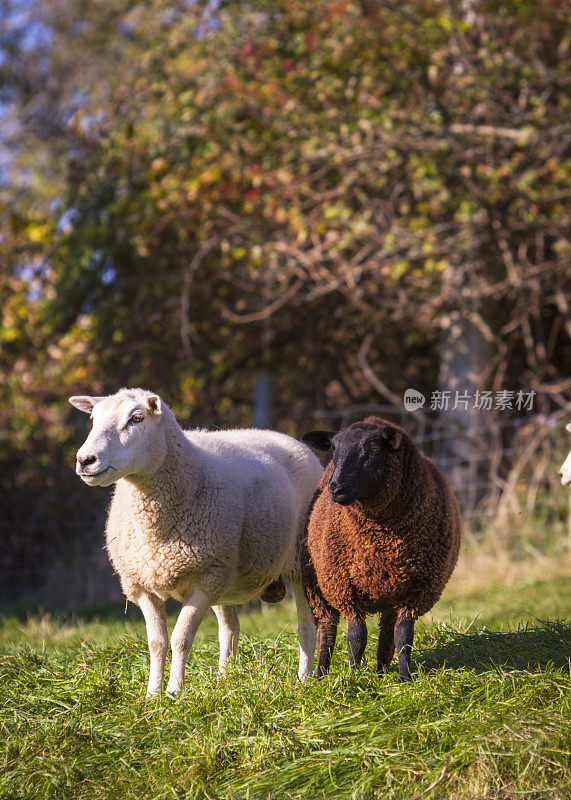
[1,0,569,597]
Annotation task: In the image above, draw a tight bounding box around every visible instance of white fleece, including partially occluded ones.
[71,388,323,694]
[106,422,323,603]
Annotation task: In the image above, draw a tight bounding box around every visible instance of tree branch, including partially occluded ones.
[180,236,221,362]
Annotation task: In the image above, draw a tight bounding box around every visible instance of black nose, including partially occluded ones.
[329,480,354,505]
[78,454,97,469]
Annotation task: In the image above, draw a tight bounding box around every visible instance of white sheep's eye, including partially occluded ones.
[130,413,145,424]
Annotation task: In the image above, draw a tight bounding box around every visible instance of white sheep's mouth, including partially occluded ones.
[77,466,118,485]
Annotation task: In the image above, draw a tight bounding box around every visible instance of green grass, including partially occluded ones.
[1,579,570,800]
[430,573,571,631]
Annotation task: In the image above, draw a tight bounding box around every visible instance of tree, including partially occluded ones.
[1,0,569,597]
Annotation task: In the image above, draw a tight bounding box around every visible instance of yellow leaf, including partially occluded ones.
[28,224,50,243]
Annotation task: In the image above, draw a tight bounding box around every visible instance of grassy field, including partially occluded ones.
[1,528,570,800]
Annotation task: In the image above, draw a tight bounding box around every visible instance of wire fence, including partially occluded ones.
[2,398,568,608]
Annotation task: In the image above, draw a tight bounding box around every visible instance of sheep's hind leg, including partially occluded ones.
[376,608,397,673]
[292,580,318,680]
[394,611,415,682]
[213,604,240,674]
[315,616,339,677]
[137,591,168,697]
[347,616,367,669]
[166,587,212,694]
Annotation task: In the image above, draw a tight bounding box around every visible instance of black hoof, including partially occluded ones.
[260,576,286,603]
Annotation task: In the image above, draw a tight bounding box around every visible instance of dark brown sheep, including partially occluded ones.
[300,416,461,681]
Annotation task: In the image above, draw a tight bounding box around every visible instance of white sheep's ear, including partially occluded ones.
[146,395,162,415]
[301,430,335,451]
[381,427,402,450]
[69,396,106,414]
[566,422,571,434]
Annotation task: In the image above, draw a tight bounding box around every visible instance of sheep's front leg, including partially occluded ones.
[347,616,367,668]
[212,604,240,674]
[137,591,168,697]
[292,581,317,680]
[394,611,415,682]
[166,588,212,694]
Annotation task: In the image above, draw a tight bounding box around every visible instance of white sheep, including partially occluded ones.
[69,388,323,696]
[560,423,571,486]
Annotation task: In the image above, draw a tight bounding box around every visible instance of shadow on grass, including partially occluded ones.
[1,601,144,625]
[417,620,571,674]
[1,597,268,625]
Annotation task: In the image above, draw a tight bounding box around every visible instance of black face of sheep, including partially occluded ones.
[301,423,403,506]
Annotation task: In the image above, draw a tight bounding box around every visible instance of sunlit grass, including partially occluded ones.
[1,622,569,800]
[2,501,570,800]
[1,563,570,800]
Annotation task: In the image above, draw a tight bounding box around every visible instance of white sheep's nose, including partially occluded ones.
[78,453,97,469]
[76,450,105,476]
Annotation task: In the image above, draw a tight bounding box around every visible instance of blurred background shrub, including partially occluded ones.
[0,0,569,606]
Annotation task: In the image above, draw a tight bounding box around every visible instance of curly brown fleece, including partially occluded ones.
[301,416,461,679]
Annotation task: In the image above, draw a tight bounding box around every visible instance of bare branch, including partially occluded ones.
[449,123,539,142]
[357,333,429,423]
[221,278,304,324]
[180,237,220,362]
